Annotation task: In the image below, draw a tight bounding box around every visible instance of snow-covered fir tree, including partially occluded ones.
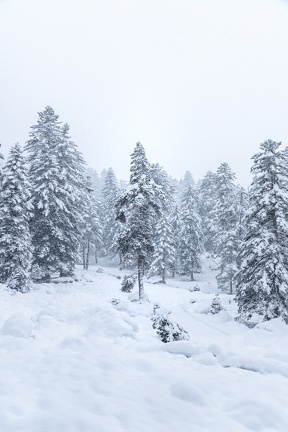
[212,163,239,293]
[148,164,176,281]
[212,163,237,254]
[170,205,182,277]
[0,144,32,292]
[179,185,203,280]
[235,140,288,323]
[178,170,194,198]
[25,107,87,279]
[210,294,223,314]
[100,167,121,259]
[148,212,175,283]
[198,170,218,254]
[150,163,174,213]
[234,185,248,243]
[86,167,101,200]
[116,142,161,299]
[80,176,102,269]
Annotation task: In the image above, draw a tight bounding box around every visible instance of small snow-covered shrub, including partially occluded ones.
[189,285,200,292]
[111,298,121,306]
[210,294,223,314]
[96,267,104,273]
[152,314,189,343]
[121,274,137,293]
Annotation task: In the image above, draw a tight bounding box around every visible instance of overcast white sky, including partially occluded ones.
[1,0,288,186]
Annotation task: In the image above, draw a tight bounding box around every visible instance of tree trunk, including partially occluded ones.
[162,268,166,284]
[82,246,86,270]
[138,255,145,300]
[230,279,233,295]
[85,237,90,270]
[191,271,194,281]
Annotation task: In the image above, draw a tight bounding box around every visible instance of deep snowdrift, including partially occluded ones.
[0,256,287,432]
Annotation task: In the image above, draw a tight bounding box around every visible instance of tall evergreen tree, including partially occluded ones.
[81,176,102,269]
[235,140,288,323]
[100,167,121,258]
[0,144,32,292]
[150,164,174,213]
[25,106,87,279]
[212,163,239,293]
[198,171,218,253]
[179,186,203,280]
[86,167,101,200]
[170,205,182,277]
[148,163,176,278]
[116,142,160,299]
[148,213,175,283]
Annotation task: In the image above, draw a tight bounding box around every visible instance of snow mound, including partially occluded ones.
[163,340,203,357]
[1,313,32,338]
[256,317,288,333]
[170,382,206,406]
[113,298,154,317]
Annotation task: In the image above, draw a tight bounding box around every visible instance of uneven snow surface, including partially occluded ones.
[0,257,288,432]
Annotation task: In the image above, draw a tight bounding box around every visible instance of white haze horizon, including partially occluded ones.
[1,0,288,187]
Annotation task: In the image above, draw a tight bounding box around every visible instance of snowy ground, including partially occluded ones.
[0,255,288,432]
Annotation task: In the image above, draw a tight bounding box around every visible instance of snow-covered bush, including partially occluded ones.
[210,294,223,314]
[111,298,121,306]
[189,285,200,292]
[121,274,137,293]
[152,314,189,343]
[96,267,104,273]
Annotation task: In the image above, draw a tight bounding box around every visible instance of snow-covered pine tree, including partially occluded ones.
[148,212,175,283]
[25,107,87,279]
[235,185,248,244]
[86,167,101,200]
[116,142,161,299]
[179,185,203,280]
[81,176,102,269]
[100,167,121,259]
[175,170,194,206]
[150,163,174,213]
[198,171,218,254]
[148,164,176,282]
[212,163,239,293]
[210,294,223,314]
[170,205,182,277]
[213,163,237,254]
[235,140,288,324]
[0,144,32,292]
